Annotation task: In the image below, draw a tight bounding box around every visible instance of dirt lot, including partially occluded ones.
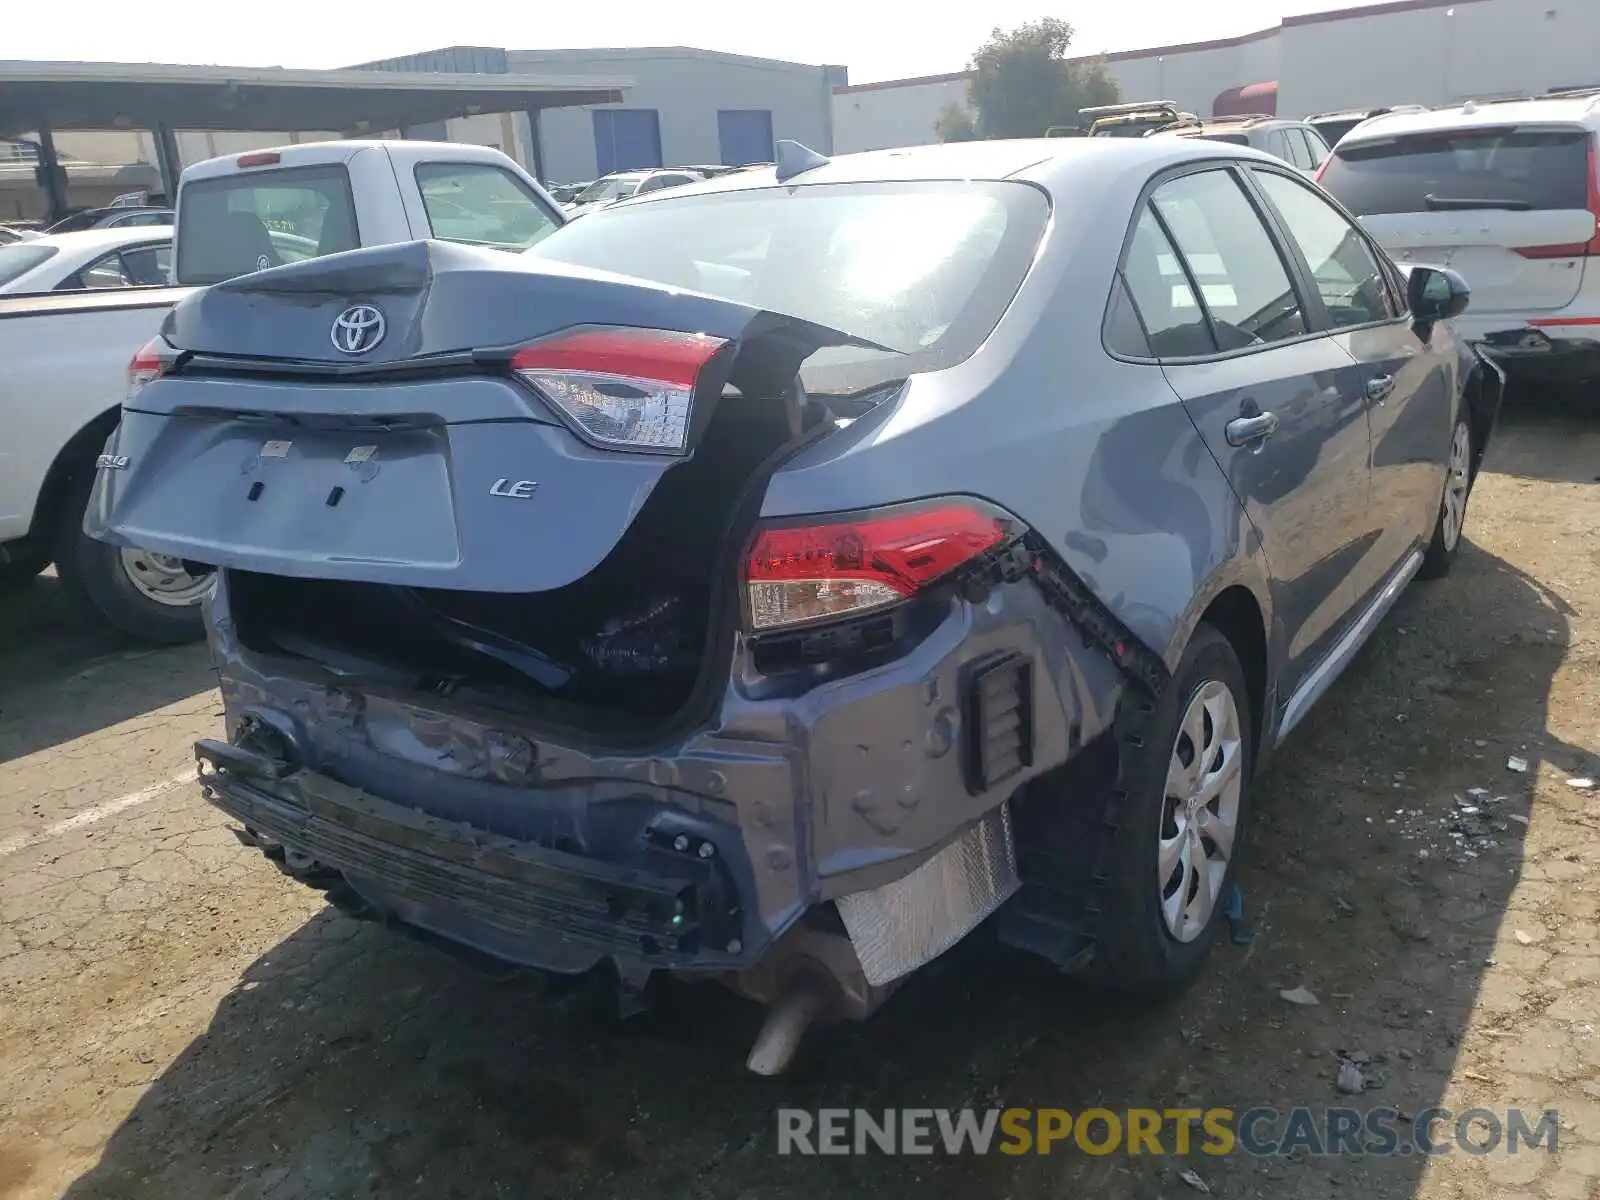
[2,404,1599,1200]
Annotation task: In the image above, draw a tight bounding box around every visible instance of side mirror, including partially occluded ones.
[1408,264,1470,323]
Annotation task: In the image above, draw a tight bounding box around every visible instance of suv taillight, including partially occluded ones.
[744,500,1015,632]
[511,327,728,454]
[1514,133,1600,259]
[126,336,174,402]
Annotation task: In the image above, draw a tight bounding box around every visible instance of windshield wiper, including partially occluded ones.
[1423,194,1533,212]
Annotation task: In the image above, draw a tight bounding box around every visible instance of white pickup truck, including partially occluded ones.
[0,139,565,640]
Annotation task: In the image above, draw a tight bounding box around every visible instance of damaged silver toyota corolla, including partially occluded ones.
[87,138,1500,1072]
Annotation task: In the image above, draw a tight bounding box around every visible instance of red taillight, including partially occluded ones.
[1513,135,1600,259]
[510,327,727,453]
[126,337,171,402]
[744,501,1013,631]
[236,151,282,168]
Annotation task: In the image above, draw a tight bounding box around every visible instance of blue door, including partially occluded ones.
[593,110,662,175]
[717,110,774,166]
[1124,168,1373,704]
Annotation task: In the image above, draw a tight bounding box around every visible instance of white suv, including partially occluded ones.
[1317,92,1600,391]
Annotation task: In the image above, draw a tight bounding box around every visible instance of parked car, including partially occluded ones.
[1166,115,1332,175]
[87,136,1501,1074]
[0,228,172,295]
[1305,105,1428,148]
[1317,92,1600,390]
[45,205,174,233]
[1081,100,1201,138]
[562,168,708,218]
[0,140,567,638]
[547,181,591,204]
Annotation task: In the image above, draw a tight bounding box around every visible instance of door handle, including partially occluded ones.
[1225,411,1279,447]
[1366,374,1395,403]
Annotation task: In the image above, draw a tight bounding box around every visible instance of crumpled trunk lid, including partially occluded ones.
[85,240,864,595]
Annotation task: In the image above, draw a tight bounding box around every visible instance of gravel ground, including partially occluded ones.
[1,403,1598,1200]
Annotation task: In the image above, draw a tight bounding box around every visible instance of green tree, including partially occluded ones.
[953,18,1121,140]
[934,103,980,142]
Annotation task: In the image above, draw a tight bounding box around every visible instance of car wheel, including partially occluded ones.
[1090,624,1252,994]
[52,473,210,643]
[1419,416,1473,580]
[0,545,50,592]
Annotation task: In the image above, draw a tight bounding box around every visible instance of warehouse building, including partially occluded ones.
[33,45,844,194]
[834,0,1600,152]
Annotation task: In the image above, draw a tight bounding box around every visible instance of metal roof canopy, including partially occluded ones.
[0,59,628,139]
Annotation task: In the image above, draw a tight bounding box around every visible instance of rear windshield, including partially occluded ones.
[1321,126,1593,215]
[176,163,360,285]
[1187,132,1250,146]
[526,180,1050,394]
[0,244,57,287]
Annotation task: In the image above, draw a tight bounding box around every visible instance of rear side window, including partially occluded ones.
[413,162,561,251]
[529,180,1049,394]
[1119,208,1213,358]
[177,164,359,285]
[1150,169,1309,349]
[1321,127,1592,215]
[0,244,56,287]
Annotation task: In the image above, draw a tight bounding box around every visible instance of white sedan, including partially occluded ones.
[0,227,173,295]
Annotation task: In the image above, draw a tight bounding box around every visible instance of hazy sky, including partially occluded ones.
[7,0,1401,83]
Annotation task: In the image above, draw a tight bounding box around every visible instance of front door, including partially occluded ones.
[1122,167,1373,700]
[1249,166,1452,609]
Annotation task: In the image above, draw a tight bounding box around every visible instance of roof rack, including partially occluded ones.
[1546,85,1600,98]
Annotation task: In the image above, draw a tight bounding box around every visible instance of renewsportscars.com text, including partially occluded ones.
[776,1107,1559,1157]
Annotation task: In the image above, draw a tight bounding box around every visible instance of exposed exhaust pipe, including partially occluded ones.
[746,979,829,1076]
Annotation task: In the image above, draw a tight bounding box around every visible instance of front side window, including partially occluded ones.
[120,243,172,286]
[414,162,561,251]
[1255,170,1396,327]
[1150,169,1308,349]
[177,164,359,285]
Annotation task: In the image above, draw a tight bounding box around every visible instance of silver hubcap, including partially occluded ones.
[118,548,212,607]
[1159,680,1244,943]
[1441,421,1471,552]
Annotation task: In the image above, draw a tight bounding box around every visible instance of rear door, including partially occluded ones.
[1123,166,1373,697]
[1320,124,1597,316]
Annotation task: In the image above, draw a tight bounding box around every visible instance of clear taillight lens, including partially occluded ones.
[510,327,728,454]
[744,501,1014,631]
[126,336,172,403]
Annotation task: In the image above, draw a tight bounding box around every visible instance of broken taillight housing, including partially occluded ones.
[744,500,1015,631]
[126,336,175,403]
[511,327,728,454]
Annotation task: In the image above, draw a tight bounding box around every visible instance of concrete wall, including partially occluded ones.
[829,0,1600,154]
[512,47,835,184]
[1278,0,1600,114]
[831,73,971,153]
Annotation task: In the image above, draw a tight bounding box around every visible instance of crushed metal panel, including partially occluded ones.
[835,804,1019,986]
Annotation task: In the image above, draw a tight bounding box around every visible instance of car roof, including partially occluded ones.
[1342,93,1600,144]
[24,226,172,252]
[610,136,1289,207]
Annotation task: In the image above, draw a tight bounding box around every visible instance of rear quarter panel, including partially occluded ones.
[763,163,1272,677]
[0,293,178,540]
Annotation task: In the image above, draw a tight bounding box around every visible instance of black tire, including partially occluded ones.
[1418,415,1473,580]
[51,472,208,644]
[1090,624,1253,995]
[0,545,50,592]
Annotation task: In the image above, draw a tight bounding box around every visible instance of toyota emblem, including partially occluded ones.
[331,304,386,355]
